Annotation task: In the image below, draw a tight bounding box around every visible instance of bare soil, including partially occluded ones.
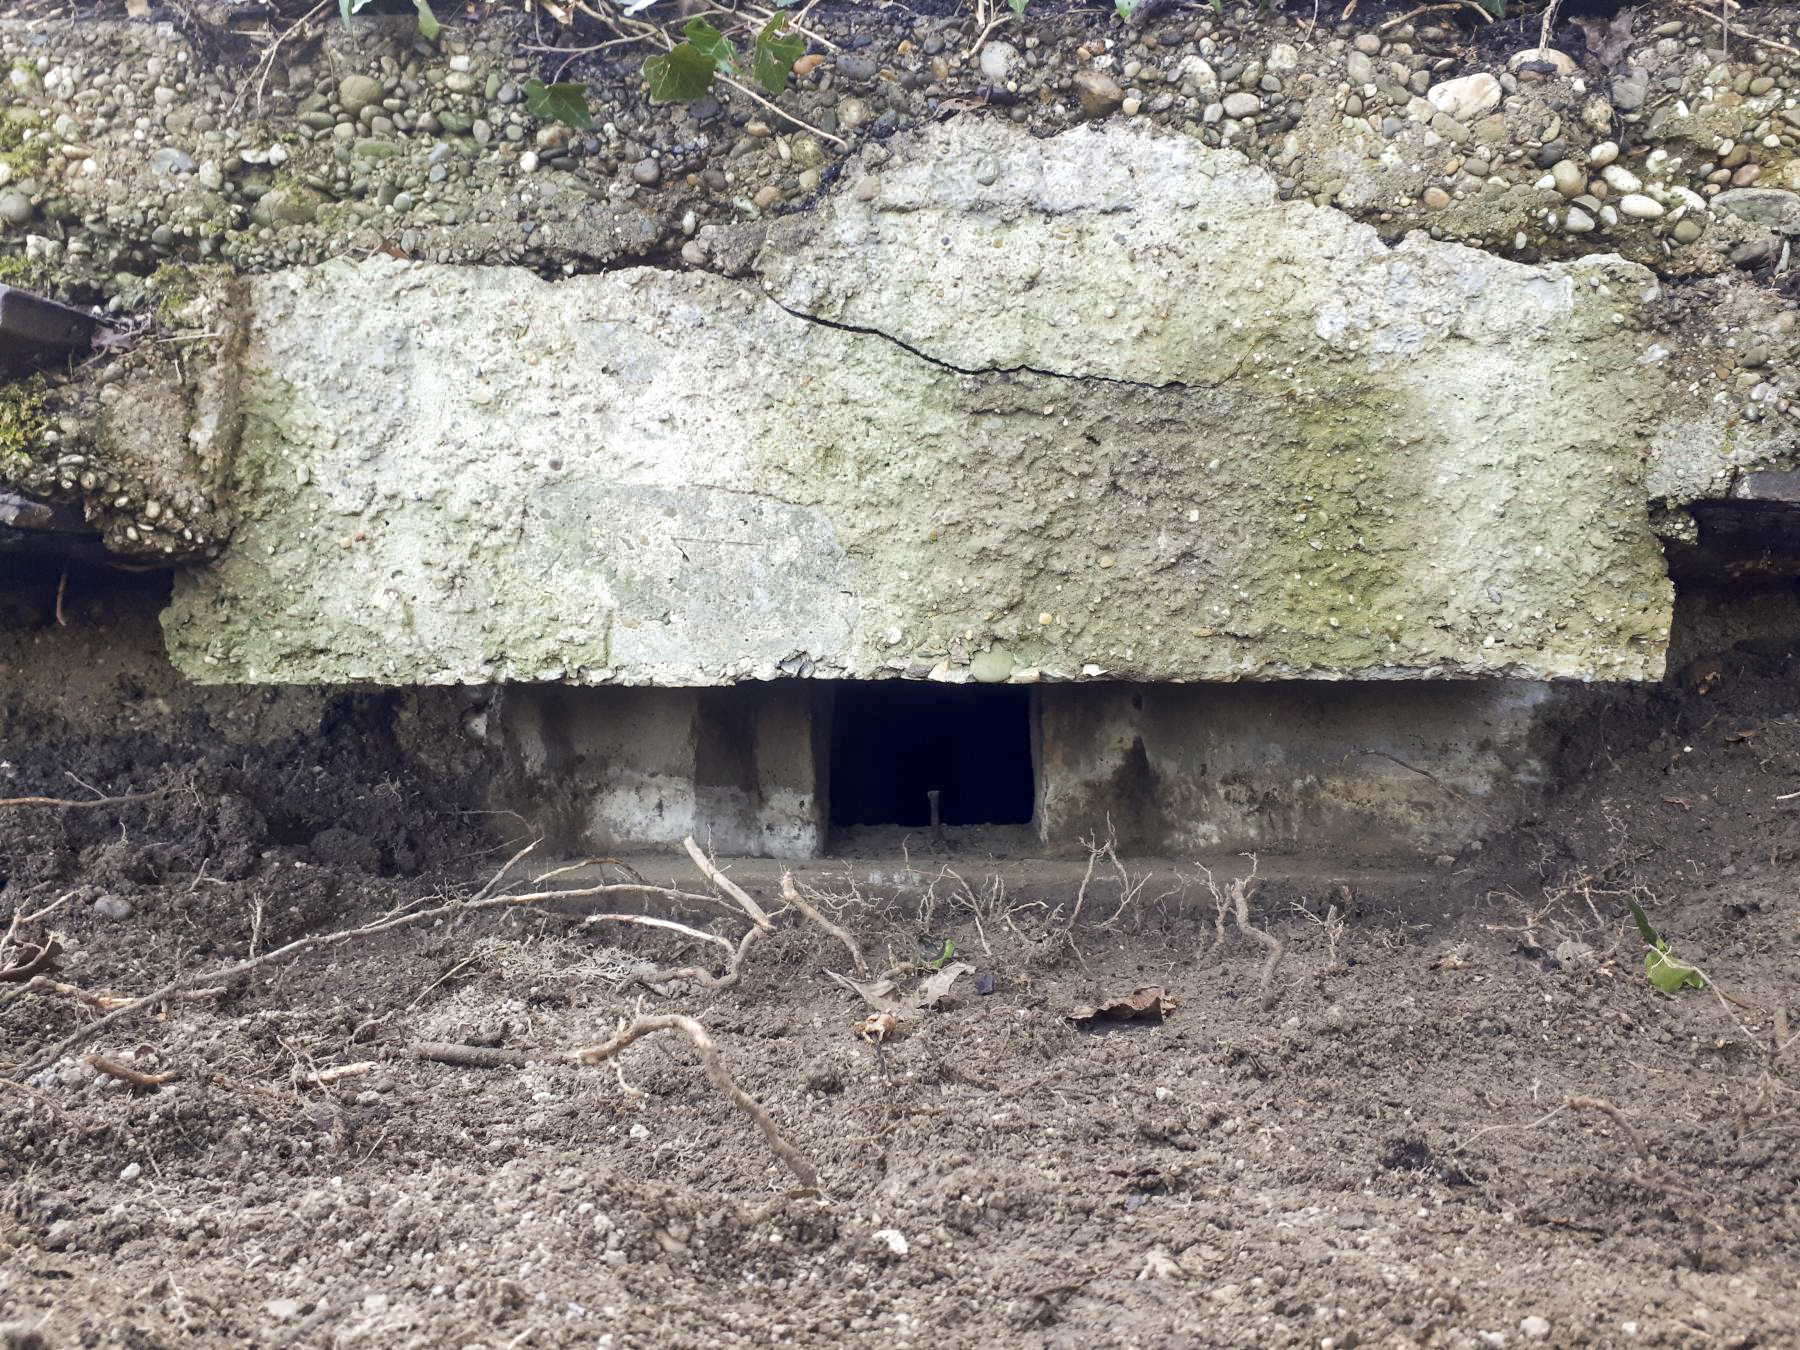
[1,582,1798,1349]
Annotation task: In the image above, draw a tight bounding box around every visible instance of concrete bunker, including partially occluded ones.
[488,674,1564,863]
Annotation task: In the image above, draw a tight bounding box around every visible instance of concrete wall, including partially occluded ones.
[496,682,828,858]
[1037,681,1553,858]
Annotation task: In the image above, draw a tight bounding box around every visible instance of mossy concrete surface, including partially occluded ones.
[164,121,1673,687]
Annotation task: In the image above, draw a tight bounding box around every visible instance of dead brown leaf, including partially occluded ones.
[835,962,973,1040]
[855,1011,902,1043]
[1573,9,1639,71]
[1070,985,1178,1024]
[827,971,900,1013]
[913,961,973,1011]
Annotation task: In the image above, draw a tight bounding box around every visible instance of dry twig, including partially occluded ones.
[1377,0,1497,32]
[684,836,775,931]
[1193,861,1283,1008]
[5,841,739,1079]
[781,872,869,978]
[0,790,162,810]
[565,1013,818,1189]
[84,1053,178,1089]
[413,1042,532,1069]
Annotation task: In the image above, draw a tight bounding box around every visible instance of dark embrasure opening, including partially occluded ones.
[828,681,1034,828]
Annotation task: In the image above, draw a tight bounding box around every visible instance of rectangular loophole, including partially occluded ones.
[828,682,1034,830]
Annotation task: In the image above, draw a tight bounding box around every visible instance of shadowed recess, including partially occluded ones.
[828,682,1033,828]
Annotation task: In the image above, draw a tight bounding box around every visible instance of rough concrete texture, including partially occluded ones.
[496,683,826,858]
[1037,680,1554,857]
[4,270,246,560]
[164,120,1673,686]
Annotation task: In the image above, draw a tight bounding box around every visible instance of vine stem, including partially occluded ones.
[575,2,848,148]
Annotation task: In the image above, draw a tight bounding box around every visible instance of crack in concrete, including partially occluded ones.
[764,296,1203,392]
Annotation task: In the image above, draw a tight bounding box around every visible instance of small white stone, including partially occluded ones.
[1618,193,1664,219]
[1520,1315,1552,1341]
[119,1162,142,1181]
[1601,163,1643,193]
[1425,72,1501,122]
[977,41,1017,84]
[872,1228,909,1255]
[1589,140,1619,166]
[1564,206,1595,233]
[518,150,538,173]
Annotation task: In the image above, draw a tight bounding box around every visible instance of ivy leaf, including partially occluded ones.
[683,18,737,78]
[413,0,440,41]
[1644,940,1705,995]
[523,78,593,129]
[642,44,717,103]
[752,14,807,95]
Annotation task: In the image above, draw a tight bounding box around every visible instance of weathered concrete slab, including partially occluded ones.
[165,121,1673,685]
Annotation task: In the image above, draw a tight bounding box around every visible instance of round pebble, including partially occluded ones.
[1601,163,1643,194]
[977,41,1018,85]
[0,190,32,226]
[93,895,132,921]
[1550,160,1585,198]
[1422,186,1450,210]
[1618,193,1665,219]
[338,74,383,118]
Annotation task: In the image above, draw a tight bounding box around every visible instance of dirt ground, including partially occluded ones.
[1,578,1798,1349]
